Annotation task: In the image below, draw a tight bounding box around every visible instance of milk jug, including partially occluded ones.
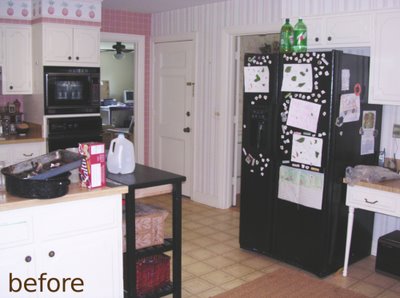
[107,134,135,174]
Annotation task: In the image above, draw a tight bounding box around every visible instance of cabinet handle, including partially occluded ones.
[315,37,319,42]
[23,153,34,157]
[327,36,332,41]
[76,56,80,60]
[68,56,72,60]
[48,251,55,258]
[364,198,378,204]
[9,85,13,90]
[25,256,32,263]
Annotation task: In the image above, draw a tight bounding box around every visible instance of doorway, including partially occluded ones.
[153,39,195,197]
[100,32,145,164]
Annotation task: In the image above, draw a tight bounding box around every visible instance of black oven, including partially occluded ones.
[47,116,103,152]
[44,66,100,115]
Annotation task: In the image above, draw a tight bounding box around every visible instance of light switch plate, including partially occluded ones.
[393,124,400,138]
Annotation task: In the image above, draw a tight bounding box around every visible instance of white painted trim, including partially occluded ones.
[218,23,281,209]
[100,32,145,164]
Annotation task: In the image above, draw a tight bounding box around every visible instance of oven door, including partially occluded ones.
[47,133,103,152]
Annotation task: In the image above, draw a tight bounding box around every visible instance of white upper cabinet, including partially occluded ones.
[1,25,32,94]
[305,13,372,48]
[369,10,400,105]
[43,24,100,66]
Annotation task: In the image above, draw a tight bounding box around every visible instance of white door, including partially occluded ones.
[154,40,194,196]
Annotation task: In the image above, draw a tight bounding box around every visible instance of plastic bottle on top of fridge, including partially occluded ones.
[293,18,307,53]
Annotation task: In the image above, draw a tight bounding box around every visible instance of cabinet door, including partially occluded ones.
[369,11,400,105]
[2,26,32,94]
[306,17,324,47]
[325,14,372,46]
[0,246,37,298]
[0,27,4,66]
[43,26,74,65]
[73,28,100,65]
[37,229,122,298]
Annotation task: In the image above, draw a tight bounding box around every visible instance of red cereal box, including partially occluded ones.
[79,142,106,189]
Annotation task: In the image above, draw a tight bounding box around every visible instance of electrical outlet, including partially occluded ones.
[393,124,400,138]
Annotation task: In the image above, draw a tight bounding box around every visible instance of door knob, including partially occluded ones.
[183,127,190,133]
[186,111,191,117]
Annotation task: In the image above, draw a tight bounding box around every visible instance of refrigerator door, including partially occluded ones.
[239,53,279,254]
[273,51,380,276]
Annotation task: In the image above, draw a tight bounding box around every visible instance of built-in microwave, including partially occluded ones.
[44,66,100,115]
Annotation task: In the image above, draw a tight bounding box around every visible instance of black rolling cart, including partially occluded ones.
[107,164,186,298]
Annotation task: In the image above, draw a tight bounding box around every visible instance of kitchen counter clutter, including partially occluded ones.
[0,122,43,145]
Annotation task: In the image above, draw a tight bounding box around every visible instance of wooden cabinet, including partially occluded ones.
[1,25,32,94]
[369,10,400,105]
[305,13,372,48]
[42,24,100,66]
[0,142,45,167]
[0,195,123,298]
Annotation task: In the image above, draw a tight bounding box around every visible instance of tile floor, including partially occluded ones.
[137,195,400,298]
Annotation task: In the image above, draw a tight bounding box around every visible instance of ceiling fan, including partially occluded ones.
[101,42,134,60]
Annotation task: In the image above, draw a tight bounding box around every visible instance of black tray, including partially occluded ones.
[1,149,82,180]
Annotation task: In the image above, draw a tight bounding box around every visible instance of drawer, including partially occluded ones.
[0,213,33,249]
[0,142,45,166]
[346,186,398,215]
[35,195,121,240]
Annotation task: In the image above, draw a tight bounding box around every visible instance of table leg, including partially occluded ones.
[343,206,355,277]
[125,187,136,297]
[172,182,182,298]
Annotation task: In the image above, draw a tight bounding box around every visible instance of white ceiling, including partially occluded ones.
[101,0,228,13]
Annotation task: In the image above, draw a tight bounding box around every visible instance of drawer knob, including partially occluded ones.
[364,198,378,204]
[25,255,32,263]
[23,153,34,157]
[48,251,55,258]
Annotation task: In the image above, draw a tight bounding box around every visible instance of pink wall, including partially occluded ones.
[101,9,151,165]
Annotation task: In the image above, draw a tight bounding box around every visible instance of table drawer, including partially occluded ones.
[346,185,398,215]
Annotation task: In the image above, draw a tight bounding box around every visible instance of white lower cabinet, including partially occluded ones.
[0,142,45,166]
[0,195,123,298]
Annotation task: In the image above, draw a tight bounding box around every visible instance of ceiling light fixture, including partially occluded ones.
[113,52,125,60]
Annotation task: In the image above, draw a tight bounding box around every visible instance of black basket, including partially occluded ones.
[3,172,71,199]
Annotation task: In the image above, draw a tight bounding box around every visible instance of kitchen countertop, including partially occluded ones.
[345,179,400,194]
[0,182,128,212]
[0,122,44,145]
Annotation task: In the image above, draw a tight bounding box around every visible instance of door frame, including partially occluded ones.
[100,32,145,164]
[218,24,281,209]
[150,33,197,196]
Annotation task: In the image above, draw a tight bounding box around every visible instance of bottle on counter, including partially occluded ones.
[0,116,3,137]
[2,115,10,136]
[293,18,307,53]
[279,18,294,54]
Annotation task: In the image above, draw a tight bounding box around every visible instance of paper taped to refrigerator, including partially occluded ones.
[278,165,324,210]
[341,69,350,91]
[291,134,323,167]
[361,110,376,155]
[286,97,321,133]
[281,64,313,93]
[339,93,360,123]
[244,66,270,93]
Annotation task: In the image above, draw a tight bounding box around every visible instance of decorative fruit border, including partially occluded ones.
[0,0,101,22]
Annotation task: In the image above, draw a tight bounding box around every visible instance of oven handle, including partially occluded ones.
[47,132,102,140]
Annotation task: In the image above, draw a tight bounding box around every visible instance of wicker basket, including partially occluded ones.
[136,254,171,296]
[123,203,169,251]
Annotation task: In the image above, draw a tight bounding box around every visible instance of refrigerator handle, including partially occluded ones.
[256,121,265,150]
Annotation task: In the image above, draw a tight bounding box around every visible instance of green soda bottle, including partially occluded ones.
[293,18,307,53]
[279,18,294,53]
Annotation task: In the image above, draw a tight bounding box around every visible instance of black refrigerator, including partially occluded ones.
[239,50,382,277]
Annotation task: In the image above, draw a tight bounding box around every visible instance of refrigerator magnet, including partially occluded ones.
[354,83,362,96]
